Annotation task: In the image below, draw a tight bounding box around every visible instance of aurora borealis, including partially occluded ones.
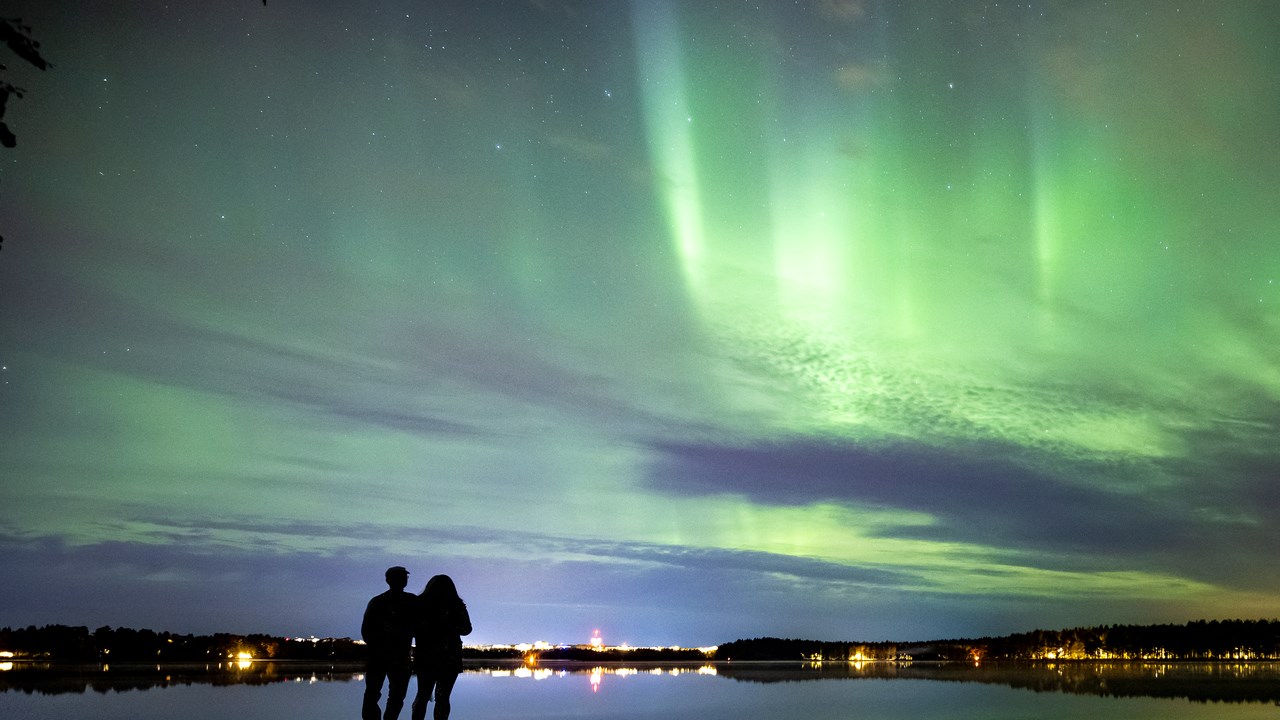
[1,0,1277,646]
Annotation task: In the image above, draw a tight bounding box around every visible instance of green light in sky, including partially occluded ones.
[633,2,708,311]
[3,0,1278,641]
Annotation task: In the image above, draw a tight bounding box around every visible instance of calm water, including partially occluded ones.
[3,661,1280,719]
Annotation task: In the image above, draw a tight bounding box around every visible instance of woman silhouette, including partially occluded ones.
[411,574,472,720]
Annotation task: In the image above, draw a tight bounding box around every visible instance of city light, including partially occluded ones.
[472,631,717,660]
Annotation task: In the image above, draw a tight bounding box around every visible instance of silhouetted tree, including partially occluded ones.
[0,16,50,254]
[715,620,1280,661]
[0,17,50,149]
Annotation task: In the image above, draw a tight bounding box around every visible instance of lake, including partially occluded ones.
[3,660,1280,719]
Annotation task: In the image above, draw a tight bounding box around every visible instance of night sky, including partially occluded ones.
[1,1,1278,647]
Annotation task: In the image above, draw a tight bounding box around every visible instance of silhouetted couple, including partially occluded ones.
[362,567,472,720]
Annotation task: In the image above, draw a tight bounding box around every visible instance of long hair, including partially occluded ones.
[420,574,461,610]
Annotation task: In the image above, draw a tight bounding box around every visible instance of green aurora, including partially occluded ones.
[0,1,1277,643]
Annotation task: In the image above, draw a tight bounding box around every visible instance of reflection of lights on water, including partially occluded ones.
[480,664,721,689]
[848,651,872,670]
[0,662,12,671]
[848,652,868,671]
[484,668,551,679]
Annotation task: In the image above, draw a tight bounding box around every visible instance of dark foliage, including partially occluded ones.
[0,17,50,148]
[716,620,1280,661]
[715,637,899,661]
[532,646,708,662]
[947,619,1280,660]
[461,646,523,660]
[0,624,366,662]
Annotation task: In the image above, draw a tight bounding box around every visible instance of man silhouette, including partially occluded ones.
[362,566,417,720]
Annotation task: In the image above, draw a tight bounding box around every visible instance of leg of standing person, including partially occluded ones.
[410,670,437,720]
[362,658,388,720]
[384,662,412,720]
[432,671,460,720]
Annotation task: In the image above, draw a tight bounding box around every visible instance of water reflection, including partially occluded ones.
[712,661,1280,704]
[466,663,718,693]
[0,661,364,696]
[465,661,1280,704]
[4,661,1280,704]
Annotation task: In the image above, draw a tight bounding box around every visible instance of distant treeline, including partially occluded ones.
[717,619,1280,661]
[10,619,1280,664]
[533,646,708,662]
[0,625,365,662]
[716,637,902,661]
